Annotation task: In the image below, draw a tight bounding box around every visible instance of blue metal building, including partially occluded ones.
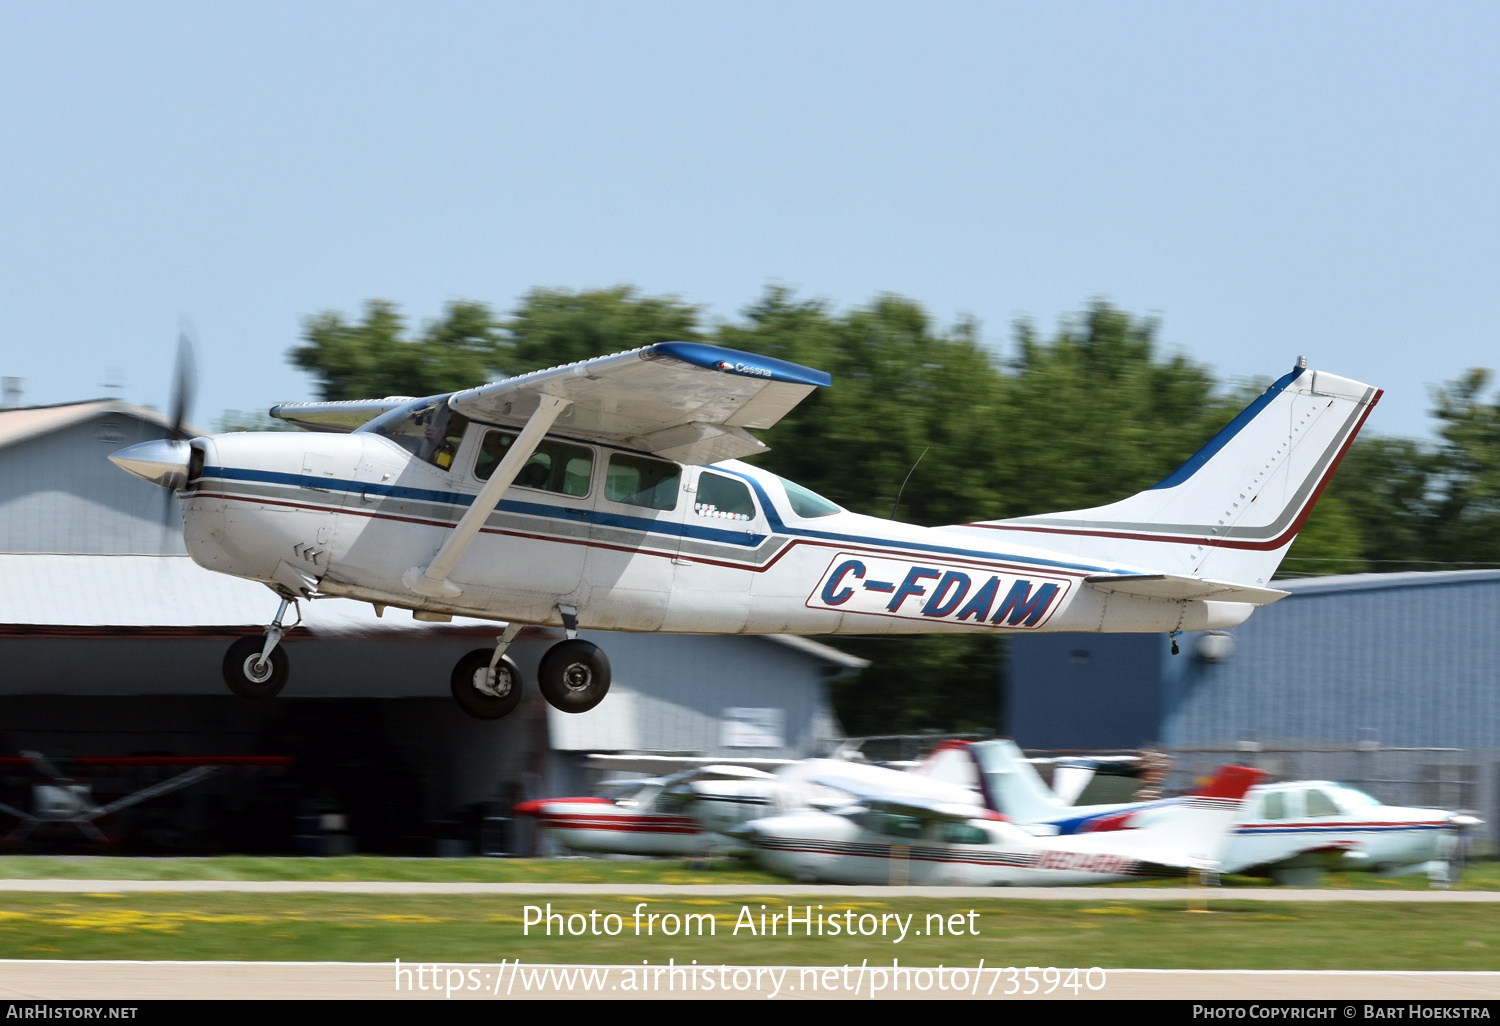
[1010,570,1500,751]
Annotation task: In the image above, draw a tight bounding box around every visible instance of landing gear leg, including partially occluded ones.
[224,598,297,699]
[451,623,524,720]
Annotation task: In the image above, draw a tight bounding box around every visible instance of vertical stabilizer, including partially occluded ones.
[955,365,1380,586]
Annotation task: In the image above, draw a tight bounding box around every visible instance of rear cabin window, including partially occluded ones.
[369,401,468,471]
[606,454,680,510]
[475,430,593,497]
[865,813,924,840]
[938,822,990,845]
[1260,792,1286,820]
[694,471,757,521]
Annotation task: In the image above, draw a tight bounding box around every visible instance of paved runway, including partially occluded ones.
[1,878,1496,900]
[1,961,1497,1000]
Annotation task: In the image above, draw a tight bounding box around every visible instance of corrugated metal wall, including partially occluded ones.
[1167,573,1500,751]
[0,413,184,553]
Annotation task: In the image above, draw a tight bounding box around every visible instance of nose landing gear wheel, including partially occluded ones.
[538,639,611,713]
[223,636,289,699]
[450,649,524,720]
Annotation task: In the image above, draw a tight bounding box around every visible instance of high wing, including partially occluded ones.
[446,342,832,465]
[270,398,417,433]
[804,770,989,822]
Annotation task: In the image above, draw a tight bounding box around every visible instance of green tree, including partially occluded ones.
[290,299,507,401]
[719,288,1009,527]
[1320,370,1500,574]
[505,286,701,373]
[993,302,1242,519]
[1279,495,1368,577]
[1428,369,1500,566]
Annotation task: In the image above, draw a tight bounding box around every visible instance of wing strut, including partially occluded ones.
[404,394,573,598]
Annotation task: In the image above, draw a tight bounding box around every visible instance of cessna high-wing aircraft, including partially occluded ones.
[109,341,1379,719]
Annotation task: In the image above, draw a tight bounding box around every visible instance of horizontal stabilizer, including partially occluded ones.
[1084,574,1289,606]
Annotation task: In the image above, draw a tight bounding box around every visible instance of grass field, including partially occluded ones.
[1,891,1499,970]
[0,855,1495,889]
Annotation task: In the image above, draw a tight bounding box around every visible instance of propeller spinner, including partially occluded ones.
[107,324,199,499]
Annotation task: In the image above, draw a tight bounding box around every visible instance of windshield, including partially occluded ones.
[358,396,467,470]
[1329,786,1383,808]
[777,476,841,518]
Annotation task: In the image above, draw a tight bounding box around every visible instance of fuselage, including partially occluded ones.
[744,810,1166,886]
[512,796,706,857]
[179,414,1256,635]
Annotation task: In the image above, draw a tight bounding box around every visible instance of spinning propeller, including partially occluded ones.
[107,321,202,547]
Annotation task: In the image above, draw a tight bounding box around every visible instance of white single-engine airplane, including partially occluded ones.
[109,342,1379,719]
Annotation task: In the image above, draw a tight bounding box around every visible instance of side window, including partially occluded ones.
[474,430,593,497]
[605,454,680,510]
[1304,789,1341,818]
[1260,791,1285,820]
[938,822,990,845]
[694,471,757,521]
[864,812,923,839]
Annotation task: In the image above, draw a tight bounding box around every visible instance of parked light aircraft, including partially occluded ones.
[970,742,1479,884]
[513,765,775,856]
[736,764,1267,886]
[109,341,1379,718]
[0,753,293,846]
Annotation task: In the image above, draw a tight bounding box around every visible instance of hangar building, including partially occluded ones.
[0,399,859,854]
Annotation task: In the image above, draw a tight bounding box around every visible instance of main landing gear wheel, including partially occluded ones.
[223,636,289,700]
[538,639,611,714]
[450,649,524,720]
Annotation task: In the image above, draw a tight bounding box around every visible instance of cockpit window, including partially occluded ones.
[475,430,593,497]
[778,476,841,518]
[361,397,468,471]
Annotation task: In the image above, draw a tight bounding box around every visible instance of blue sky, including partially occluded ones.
[1,2,1495,439]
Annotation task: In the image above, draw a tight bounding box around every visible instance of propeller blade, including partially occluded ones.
[169,321,198,440]
[162,320,198,549]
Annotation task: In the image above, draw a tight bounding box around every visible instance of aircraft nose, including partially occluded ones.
[109,439,192,489]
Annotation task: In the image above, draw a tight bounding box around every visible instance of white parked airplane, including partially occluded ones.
[974,742,1479,884]
[736,763,1267,886]
[109,342,1379,719]
[513,766,775,856]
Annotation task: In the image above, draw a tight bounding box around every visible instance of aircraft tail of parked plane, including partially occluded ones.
[1076,765,1266,871]
[953,364,1382,590]
[971,740,1083,823]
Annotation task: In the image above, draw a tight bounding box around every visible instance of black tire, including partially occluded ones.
[537,639,611,714]
[450,649,523,720]
[223,636,289,699]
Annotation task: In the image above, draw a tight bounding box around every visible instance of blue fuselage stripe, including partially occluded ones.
[202,463,1125,573]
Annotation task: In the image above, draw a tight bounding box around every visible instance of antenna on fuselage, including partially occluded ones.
[891,446,929,522]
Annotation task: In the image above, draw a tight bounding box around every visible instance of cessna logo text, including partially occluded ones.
[807,553,1071,628]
